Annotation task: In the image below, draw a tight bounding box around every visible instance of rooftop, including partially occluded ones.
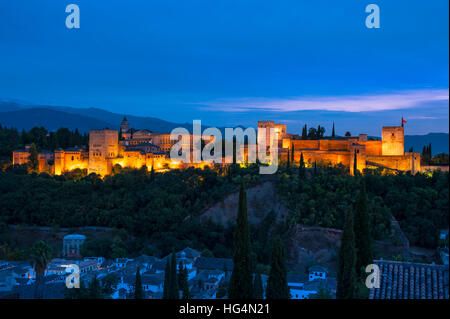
[194,257,233,271]
[63,234,86,240]
[369,260,449,299]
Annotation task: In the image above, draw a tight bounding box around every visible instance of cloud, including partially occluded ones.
[195,89,449,113]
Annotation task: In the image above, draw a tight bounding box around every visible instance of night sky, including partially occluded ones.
[0,0,448,135]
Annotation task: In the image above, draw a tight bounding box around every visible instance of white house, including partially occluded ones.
[84,257,105,267]
[308,266,327,281]
[114,258,132,269]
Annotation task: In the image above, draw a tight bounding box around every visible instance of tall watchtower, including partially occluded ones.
[120,116,130,134]
[88,129,119,175]
[382,126,404,156]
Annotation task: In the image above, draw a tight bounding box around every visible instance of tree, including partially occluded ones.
[266,236,289,299]
[228,182,253,299]
[253,273,264,299]
[150,165,155,181]
[308,127,317,139]
[332,122,335,138]
[134,266,144,299]
[353,180,373,278]
[28,143,39,173]
[337,208,357,299]
[313,284,333,299]
[286,147,291,168]
[301,125,307,139]
[216,281,228,299]
[163,259,170,299]
[112,164,122,175]
[30,240,52,299]
[169,250,179,299]
[179,265,191,299]
[87,276,104,299]
[317,125,325,138]
[298,153,305,178]
[353,150,358,175]
[101,273,118,296]
[345,131,351,137]
[290,143,295,163]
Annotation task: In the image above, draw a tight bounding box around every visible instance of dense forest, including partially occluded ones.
[278,165,449,248]
[0,162,448,265]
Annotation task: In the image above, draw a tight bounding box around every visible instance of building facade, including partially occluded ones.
[62,234,86,258]
[274,123,421,175]
[12,118,425,176]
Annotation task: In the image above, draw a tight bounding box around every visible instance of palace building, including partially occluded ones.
[12,117,212,176]
[268,120,421,175]
[12,117,422,176]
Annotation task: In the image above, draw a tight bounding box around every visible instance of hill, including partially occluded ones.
[404,133,449,155]
[0,102,221,133]
[0,102,448,152]
[0,108,113,132]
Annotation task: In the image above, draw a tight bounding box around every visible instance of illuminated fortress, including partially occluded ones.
[13,117,212,176]
[274,121,421,175]
[12,117,422,175]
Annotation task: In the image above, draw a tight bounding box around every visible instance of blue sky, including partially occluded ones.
[0,0,448,135]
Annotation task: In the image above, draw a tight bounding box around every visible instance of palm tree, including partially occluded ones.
[30,241,52,299]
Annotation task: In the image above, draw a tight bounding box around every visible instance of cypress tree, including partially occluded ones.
[163,259,170,299]
[354,180,373,278]
[266,237,289,299]
[299,152,305,178]
[28,143,39,173]
[228,182,253,299]
[332,122,335,137]
[177,261,184,288]
[169,250,179,299]
[302,125,307,139]
[353,150,358,175]
[290,143,295,163]
[253,273,264,299]
[337,208,357,299]
[286,148,290,168]
[180,265,191,299]
[313,161,317,177]
[134,266,144,299]
[150,165,155,181]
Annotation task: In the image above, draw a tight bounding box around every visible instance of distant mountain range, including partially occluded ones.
[0,101,199,134]
[0,101,448,154]
[404,133,449,156]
